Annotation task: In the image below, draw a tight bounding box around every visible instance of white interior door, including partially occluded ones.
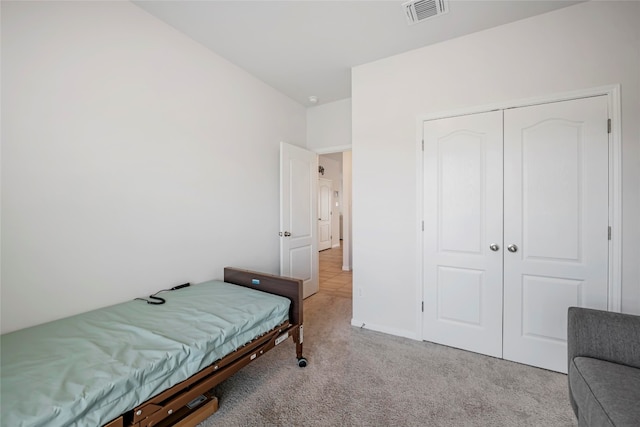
[280,142,319,298]
[318,178,332,251]
[422,111,504,358]
[503,96,609,373]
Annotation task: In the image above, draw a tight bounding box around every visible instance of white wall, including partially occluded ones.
[307,98,352,152]
[307,98,353,266]
[352,1,640,338]
[1,1,306,333]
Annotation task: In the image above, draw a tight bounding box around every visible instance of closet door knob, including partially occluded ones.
[489,244,500,252]
[507,244,518,253]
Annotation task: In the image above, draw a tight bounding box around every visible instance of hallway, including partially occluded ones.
[318,244,352,298]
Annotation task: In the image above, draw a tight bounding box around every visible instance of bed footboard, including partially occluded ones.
[224,267,306,366]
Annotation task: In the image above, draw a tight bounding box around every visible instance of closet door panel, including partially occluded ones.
[503,96,609,373]
[422,111,503,358]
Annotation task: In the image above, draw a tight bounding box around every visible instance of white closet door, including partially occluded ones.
[503,96,609,373]
[422,111,504,358]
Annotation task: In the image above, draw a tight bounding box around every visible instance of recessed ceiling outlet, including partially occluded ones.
[402,0,449,26]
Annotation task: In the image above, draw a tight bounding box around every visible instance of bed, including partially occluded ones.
[0,267,306,427]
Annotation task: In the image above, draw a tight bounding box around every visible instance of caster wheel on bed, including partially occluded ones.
[297,357,308,368]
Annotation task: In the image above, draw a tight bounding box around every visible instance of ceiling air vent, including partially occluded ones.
[402,0,448,25]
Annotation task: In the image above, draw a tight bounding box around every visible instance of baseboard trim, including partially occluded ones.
[350,318,419,341]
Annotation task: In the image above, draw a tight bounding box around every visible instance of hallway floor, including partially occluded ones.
[318,243,352,298]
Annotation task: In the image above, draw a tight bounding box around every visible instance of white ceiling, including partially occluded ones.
[133,0,582,106]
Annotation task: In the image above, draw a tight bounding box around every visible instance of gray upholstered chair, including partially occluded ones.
[567,307,640,426]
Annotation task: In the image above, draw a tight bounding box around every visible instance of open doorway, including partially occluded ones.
[317,151,352,298]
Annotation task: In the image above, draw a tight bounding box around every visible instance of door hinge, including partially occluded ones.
[608,226,612,240]
[421,221,424,231]
[607,119,611,134]
[421,301,424,312]
[421,140,424,151]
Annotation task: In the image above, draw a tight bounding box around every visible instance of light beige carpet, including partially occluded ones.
[199,292,576,426]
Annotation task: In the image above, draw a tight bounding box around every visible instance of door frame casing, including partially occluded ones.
[416,84,622,340]
[315,146,353,272]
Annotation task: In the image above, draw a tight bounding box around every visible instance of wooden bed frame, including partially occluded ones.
[103,268,306,427]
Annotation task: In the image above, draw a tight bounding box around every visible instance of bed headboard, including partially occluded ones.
[223,267,303,326]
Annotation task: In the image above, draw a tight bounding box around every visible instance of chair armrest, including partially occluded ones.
[568,306,640,370]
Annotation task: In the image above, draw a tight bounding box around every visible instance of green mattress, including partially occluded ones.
[0,280,290,427]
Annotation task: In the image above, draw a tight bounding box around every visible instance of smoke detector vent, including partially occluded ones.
[402,0,448,25]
